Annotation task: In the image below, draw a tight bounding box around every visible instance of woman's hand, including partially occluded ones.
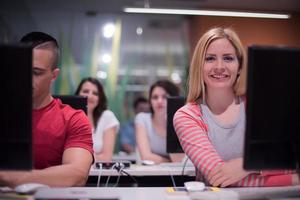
[207,158,251,187]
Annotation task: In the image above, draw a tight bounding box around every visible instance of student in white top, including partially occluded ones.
[75,77,119,161]
[135,79,184,164]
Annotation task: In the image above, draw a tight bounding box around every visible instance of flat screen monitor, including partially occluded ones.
[0,44,33,170]
[244,45,300,170]
[53,95,88,114]
[166,96,185,153]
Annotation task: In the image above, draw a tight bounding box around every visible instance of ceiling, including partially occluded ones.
[2,0,300,13]
[1,0,300,93]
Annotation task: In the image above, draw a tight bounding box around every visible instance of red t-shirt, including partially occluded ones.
[32,98,93,169]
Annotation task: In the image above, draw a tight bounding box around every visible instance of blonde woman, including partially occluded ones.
[174,27,299,187]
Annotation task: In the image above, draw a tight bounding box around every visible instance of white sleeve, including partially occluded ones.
[97,110,120,133]
[135,112,146,126]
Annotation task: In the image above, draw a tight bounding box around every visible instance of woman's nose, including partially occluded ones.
[158,97,165,104]
[216,59,225,69]
[86,92,92,99]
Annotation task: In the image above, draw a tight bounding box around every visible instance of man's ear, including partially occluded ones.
[51,68,60,81]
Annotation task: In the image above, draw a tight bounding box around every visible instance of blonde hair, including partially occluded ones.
[187,27,247,103]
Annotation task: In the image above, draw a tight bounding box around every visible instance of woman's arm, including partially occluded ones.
[174,104,296,187]
[173,104,224,179]
[169,153,185,162]
[135,123,170,164]
[94,126,117,162]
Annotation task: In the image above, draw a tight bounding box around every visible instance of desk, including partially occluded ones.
[33,186,300,200]
[34,187,174,200]
[224,186,300,199]
[87,164,195,187]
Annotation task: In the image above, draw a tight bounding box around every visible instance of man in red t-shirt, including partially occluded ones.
[0,32,94,187]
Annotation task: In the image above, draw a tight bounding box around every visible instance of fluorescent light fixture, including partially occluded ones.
[124,8,290,19]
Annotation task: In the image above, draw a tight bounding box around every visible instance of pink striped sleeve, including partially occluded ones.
[261,170,295,176]
[174,103,294,187]
[173,103,224,180]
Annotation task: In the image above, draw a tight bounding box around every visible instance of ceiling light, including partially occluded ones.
[136,27,143,35]
[123,8,290,19]
[171,72,182,84]
[97,71,107,79]
[103,23,115,38]
[101,54,112,64]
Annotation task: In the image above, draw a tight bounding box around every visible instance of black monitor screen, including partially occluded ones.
[244,45,300,170]
[53,95,88,114]
[0,44,33,170]
[166,96,185,153]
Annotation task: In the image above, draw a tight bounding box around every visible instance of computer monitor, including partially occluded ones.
[166,96,185,153]
[53,95,88,114]
[0,44,33,170]
[244,45,300,170]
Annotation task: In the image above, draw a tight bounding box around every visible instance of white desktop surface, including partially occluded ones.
[89,163,195,176]
[34,187,183,200]
[33,186,300,200]
[225,185,300,199]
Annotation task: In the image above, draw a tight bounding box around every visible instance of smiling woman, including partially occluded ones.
[75,77,120,162]
[203,38,240,92]
[173,27,300,187]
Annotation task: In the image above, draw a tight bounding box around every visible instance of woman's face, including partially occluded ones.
[203,38,240,92]
[79,81,99,112]
[150,86,168,115]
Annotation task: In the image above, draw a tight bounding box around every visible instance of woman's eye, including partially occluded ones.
[224,56,235,62]
[162,94,168,99]
[81,90,89,94]
[151,95,158,100]
[205,56,215,62]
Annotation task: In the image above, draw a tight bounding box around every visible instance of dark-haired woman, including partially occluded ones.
[75,77,119,161]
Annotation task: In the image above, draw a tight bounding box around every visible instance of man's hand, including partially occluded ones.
[207,158,251,187]
[0,171,29,188]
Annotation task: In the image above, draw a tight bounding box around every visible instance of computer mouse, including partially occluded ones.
[184,181,205,192]
[141,160,155,166]
[14,183,49,194]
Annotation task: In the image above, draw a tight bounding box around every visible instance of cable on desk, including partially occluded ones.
[112,163,124,187]
[169,170,177,188]
[96,163,103,187]
[111,162,138,186]
[105,163,118,187]
[120,169,139,186]
[181,156,189,176]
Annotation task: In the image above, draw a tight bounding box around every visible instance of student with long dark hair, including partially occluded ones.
[75,77,119,161]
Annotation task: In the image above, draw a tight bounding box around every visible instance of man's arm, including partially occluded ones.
[0,147,93,188]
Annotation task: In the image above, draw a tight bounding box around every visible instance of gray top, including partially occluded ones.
[135,112,169,158]
[200,101,245,161]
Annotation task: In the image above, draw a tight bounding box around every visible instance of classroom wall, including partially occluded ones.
[189,13,300,53]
